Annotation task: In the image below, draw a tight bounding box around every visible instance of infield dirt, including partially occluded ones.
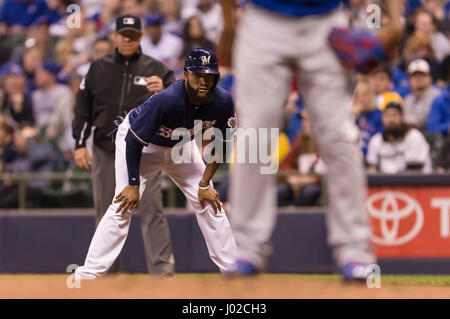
[1,274,450,299]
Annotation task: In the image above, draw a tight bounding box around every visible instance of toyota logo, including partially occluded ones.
[366,191,424,246]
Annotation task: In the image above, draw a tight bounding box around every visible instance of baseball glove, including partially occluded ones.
[328,27,390,74]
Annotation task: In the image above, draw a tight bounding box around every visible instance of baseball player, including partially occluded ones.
[225,0,403,281]
[75,48,237,279]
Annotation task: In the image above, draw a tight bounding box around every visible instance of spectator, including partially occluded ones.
[54,37,90,82]
[367,102,432,174]
[44,0,78,38]
[414,9,450,62]
[10,17,55,63]
[120,0,144,17]
[54,39,78,80]
[140,13,183,71]
[435,137,450,173]
[1,66,35,127]
[423,0,446,21]
[426,59,450,136]
[403,32,441,81]
[404,0,423,34]
[0,126,58,208]
[403,58,441,130]
[444,1,450,36]
[437,54,450,88]
[160,0,184,36]
[182,0,224,45]
[20,45,44,95]
[278,112,324,207]
[351,78,384,158]
[91,37,114,61]
[87,0,121,38]
[31,60,73,143]
[81,0,103,18]
[0,116,16,173]
[65,9,97,58]
[368,64,403,110]
[0,0,50,36]
[179,16,215,70]
[0,117,17,208]
[76,37,115,77]
[53,73,81,162]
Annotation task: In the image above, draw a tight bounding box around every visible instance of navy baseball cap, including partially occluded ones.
[116,14,142,33]
[0,62,24,78]
[40,60,62,77]
[145,13,164,27]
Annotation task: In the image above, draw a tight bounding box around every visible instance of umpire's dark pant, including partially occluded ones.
[91,144,174,275]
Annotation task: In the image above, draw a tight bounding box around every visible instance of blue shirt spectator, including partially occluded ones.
[0,0,49,28]
[356,109,384,155]
[426,86,450,136]
[352,78,384,156]
[392,67,411,98]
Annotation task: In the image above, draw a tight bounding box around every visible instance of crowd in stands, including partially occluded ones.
[0,0,449,208]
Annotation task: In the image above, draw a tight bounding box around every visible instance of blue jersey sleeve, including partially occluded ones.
[128,94,168,146]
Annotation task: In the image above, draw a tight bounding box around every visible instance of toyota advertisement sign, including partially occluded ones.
[367,187,450,258]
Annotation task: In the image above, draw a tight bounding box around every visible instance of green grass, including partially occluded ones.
[288,274,450,286]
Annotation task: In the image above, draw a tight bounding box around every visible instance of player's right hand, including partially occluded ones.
[74,147,92,171]
[199,187,222,216]
[114,185,140,215]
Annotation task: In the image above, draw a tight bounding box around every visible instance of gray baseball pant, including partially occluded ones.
[230,5,375,270]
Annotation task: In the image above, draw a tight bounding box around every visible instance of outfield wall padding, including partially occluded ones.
[1,209,449,274]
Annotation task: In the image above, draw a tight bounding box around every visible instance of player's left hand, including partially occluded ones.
[146,76,164,93]
[114,185,140,215]
[199,187,222,215]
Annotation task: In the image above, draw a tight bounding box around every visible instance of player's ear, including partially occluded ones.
[184,70,188,80]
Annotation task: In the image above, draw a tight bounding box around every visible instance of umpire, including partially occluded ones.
[72,14,175,276]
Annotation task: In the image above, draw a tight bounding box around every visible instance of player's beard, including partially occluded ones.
[186,80,215,106]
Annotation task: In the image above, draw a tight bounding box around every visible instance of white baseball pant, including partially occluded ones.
[75,114,237,279]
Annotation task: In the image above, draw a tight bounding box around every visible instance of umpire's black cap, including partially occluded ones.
[116,14,142,33]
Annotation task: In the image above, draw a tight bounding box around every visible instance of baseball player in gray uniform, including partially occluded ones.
[226,0,403,280]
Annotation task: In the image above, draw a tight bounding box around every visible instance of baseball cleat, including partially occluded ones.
[224,260,260,278]
[341,261,370,283]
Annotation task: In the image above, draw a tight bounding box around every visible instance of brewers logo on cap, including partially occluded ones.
[201,55,211,65]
